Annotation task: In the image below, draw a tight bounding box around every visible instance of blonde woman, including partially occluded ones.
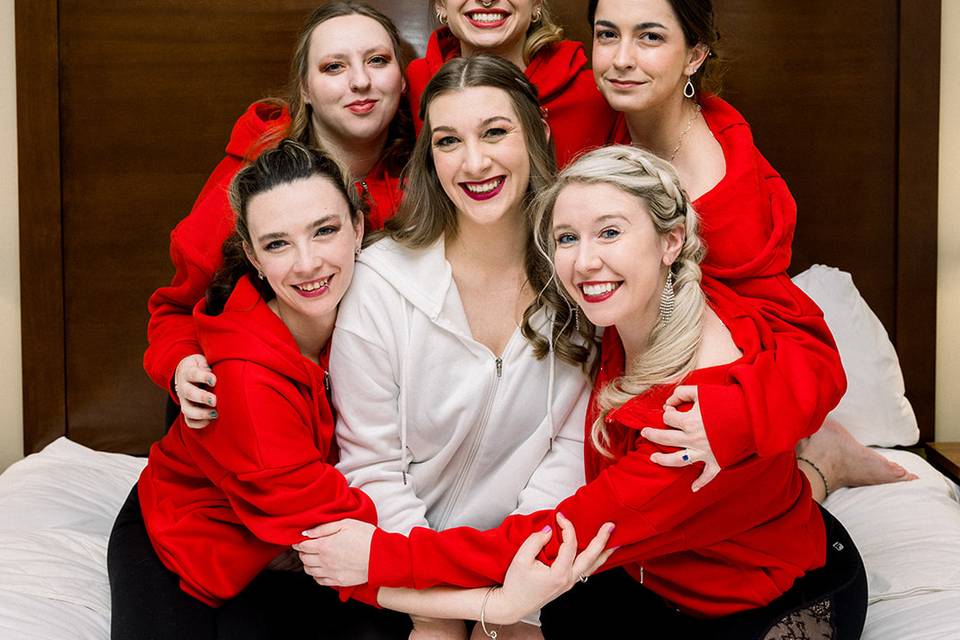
[407,1,616,167]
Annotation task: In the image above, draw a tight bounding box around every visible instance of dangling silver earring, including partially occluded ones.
[683,78,695,99]
[354,246,362,260]
[574,306,580,332]
[532,8,542,23]
[659,271,675,324]
[257,270,265,280]
[436,11,447,24]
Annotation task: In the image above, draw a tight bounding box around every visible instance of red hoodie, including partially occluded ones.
[144,101,402,393]
[366,278,825,617]
[610,94,846,468]
[406,28,616,168]
[138,276,378,607]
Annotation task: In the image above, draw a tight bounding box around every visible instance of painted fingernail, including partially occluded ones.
[541,525,552,533]
[606,523,616,532]
[210,411,218,419]
[208,396,215,406]
[208,377,215,386]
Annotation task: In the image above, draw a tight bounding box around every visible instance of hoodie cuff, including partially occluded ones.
[369,528,415,588]
[339,584,381,607]
[697,384,754,468]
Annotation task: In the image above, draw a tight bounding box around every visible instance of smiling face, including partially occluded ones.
[591,0,705,115]
[428,86,532,230]
[301,14,405,148]
[437,0,540,64]
[243,176,362,336]
[552,181,683,332]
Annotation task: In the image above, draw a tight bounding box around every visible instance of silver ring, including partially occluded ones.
[579,573,588,583]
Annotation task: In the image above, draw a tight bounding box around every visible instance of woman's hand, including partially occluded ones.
[642,385,721,492]
[174,354,218,429]
[294,518,375,587]
[485,513,616,625]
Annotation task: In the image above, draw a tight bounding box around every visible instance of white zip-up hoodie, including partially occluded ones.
[331,237,589,536]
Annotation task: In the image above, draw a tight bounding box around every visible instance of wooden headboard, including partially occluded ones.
[16,0,940,454]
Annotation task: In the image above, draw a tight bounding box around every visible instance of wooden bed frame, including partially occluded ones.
[15,1,940,454]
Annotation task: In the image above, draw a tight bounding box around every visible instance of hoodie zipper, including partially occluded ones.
[436,355,502,530]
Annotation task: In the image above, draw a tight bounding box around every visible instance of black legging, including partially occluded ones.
[107,486,412,640]
[540,506,867,639]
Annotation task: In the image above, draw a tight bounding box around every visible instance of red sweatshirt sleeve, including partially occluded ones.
[143,156,242,394]
[694,141,846,468]
[369,430,792,591]
[186,360,378,544]
[698,276,846,467]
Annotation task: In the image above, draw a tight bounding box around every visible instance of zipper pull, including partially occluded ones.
[640,566,644,584]
[495,357,502,378]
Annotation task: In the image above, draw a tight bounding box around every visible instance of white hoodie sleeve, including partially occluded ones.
[331,268,430,535]
[513,384,589,515]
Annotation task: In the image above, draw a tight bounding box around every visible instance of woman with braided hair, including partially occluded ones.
[588,0,915,496]
[294,146,868,639]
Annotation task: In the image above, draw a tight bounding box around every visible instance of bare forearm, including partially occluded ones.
[378,586,514,625]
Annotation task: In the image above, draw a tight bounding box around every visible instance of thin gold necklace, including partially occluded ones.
[669,102,702,162]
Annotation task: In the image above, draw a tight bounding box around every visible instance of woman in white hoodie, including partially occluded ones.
[329,54,591,639]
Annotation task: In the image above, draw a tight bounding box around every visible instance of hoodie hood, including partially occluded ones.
[193,276,319,389]
[418,28,589,106]
[357,236,453,322]
[224,101,292,162]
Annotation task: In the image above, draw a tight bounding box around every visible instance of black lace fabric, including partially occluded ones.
[762,599,835,640]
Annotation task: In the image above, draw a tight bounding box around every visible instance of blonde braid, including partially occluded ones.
[528,146,707,458]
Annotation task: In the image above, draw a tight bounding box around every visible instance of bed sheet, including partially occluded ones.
[0,439,958,639]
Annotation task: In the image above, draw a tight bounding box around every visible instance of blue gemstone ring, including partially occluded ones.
[681,451,691,462]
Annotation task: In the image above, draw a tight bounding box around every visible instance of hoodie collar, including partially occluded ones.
[357,236,452,321]
[422,27,589,105]
[225,101,291,162]
[194,276,323,389]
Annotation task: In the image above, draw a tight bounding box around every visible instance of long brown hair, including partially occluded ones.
[380,55,588,367]
[265,2,413,173]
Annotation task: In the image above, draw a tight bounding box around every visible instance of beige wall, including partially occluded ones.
[938,0,960,441]
[0,0,23,471]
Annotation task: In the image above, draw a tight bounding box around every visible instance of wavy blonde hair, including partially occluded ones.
[531,145,707,456]
[524,1,565,63]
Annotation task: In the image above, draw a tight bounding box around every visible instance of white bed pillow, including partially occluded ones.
[792,264,919,447]
[825,449,960,605]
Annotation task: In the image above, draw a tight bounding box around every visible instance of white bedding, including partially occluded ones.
[1,438,958,639]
